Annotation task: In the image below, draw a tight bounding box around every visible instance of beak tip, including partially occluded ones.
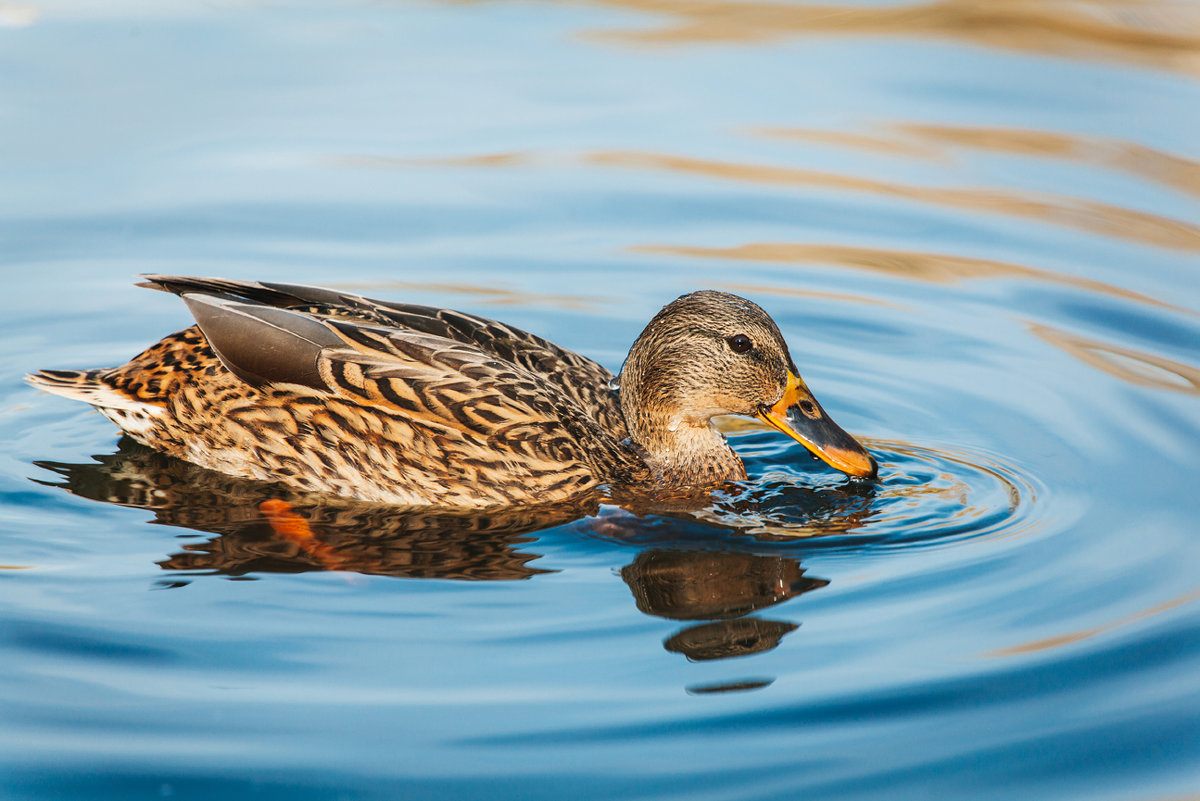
[840,451,878,481]
[863,454,880,481]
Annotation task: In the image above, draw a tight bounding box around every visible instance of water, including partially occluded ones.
[3,1,1199,799]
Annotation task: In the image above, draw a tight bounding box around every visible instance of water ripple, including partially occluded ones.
[755,123,1200,200]
[1031,322,1200,395]
[637,242,1193,317]
[692,438,1050,552]
[574,0,1200,77]
[591,150,1200,252]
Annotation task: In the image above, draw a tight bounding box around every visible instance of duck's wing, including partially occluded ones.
[139,275,626,437]
[180,293,646,496]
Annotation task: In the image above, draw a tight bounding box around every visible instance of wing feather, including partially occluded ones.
[141,275,626,436]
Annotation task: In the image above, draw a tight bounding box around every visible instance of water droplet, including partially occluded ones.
[608,375,621,392]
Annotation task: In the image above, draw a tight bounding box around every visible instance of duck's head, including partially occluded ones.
[618,290,877,484]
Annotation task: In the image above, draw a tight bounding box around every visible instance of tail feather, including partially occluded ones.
[136,275,280,299]
[26,369,153,414]
[27,368,106,402]
[136,274,360,312]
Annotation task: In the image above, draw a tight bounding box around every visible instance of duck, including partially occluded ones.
[27,276,877,507]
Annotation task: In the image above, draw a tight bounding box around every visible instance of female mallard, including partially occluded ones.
[28,276,876,507]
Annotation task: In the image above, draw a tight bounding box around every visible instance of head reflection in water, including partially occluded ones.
[621,549,828,662]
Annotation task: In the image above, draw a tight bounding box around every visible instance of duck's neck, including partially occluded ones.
[644,421,747,488]
[622,405,748,489]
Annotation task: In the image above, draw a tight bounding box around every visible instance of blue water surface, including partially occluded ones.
[2,1,1199,800]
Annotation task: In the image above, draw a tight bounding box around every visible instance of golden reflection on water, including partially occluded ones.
[717,282,910,310]
[333,280,602,310]
[986,585,1200,657]
[757,124,1200,200]
[572,0,1200,77]
[591,150,1200,252]
[634,241,1194,317]
[345,128,1200,259]
[331,152,535,169]
[1031,322,1200,394]
[898,125,1200,200]
[755,127,938,159]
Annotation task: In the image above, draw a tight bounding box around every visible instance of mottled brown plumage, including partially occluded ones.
[28,277,875,507]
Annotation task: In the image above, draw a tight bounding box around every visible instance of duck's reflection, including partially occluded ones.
[621,549,826,661]
[36,438,852,671]
[35,438,594,581]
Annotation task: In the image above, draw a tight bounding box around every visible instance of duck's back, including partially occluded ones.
[28,277,642,507]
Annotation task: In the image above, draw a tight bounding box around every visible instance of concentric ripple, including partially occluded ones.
[687,437,1052,551]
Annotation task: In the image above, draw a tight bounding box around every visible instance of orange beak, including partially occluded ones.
[754,371,878,479]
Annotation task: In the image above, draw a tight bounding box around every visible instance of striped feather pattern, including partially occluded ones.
[30,278,647,507]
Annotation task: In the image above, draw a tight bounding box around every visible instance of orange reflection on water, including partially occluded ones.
[332,152,534,169]
[340,135,1200,255]
[576,0,1200,76]
[335,280,603,309]
[259,499,348,573]
[591,150,1200,252]
[758,124,1200,200]
[987,585,1200,657]
[632,241,1194,317]
[1031,322,1200,395]
[718,282,909,310]
[754,127,938,159]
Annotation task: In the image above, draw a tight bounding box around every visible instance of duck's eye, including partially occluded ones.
[727,334,753,354]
